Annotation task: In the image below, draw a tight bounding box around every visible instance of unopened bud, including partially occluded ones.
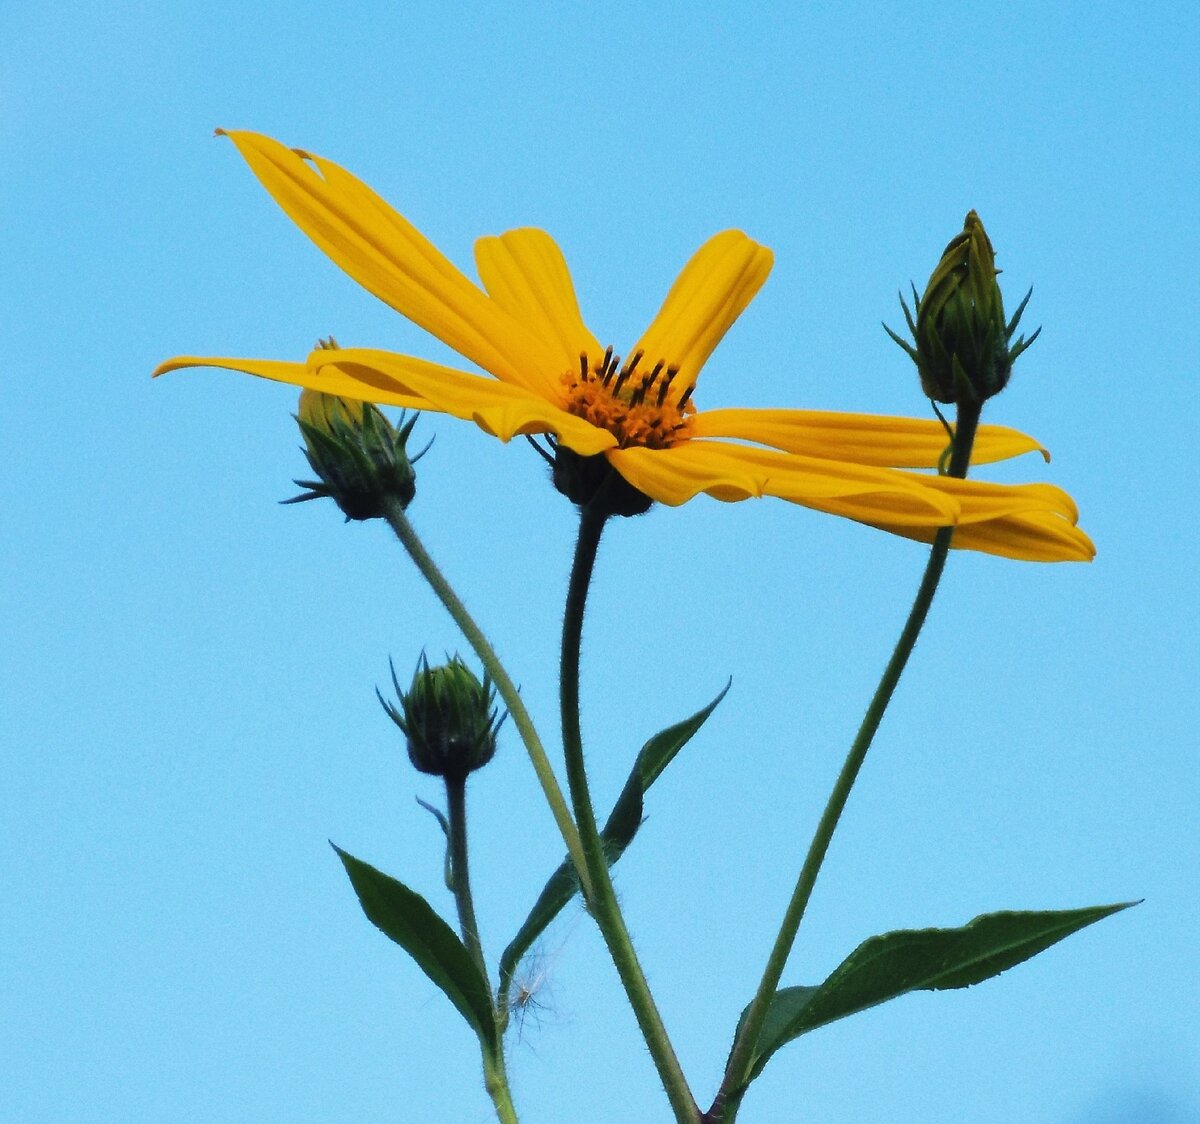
[379,655,504,781]
[298,387,365,432]
[286,386,419,520]
[885,211,1040,404]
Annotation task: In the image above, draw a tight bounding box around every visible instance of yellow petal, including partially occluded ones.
[631,231,773,388]
[607,440,962,525]
[474,228,602,371]
[153,354,429,410]
[605,443,766,505]
[871,511,1096,562]
[217,130,562,395]
[692,407,1050,468]
[900,473,1081,526]
[311,348,617,454]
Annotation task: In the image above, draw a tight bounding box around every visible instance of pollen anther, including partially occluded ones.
[561,344,695,449]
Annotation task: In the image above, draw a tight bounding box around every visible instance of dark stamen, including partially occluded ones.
[612,367,633,396]
[524,434,556,467]
[631,371,657,406]
[677,382,696,409]
[656,369,677,406]
[579,353,589,381]
[608,349,639,388]
[600,345,614,380]
[630,361,665,406]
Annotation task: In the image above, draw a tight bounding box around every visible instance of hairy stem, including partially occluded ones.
[482,1051,519,1124]
[382,498,591,899]
[444,773,519,1123]
[445,775,486,978]
[561,504,699,1124]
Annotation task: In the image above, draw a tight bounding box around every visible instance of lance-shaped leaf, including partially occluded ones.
[498,681,730,1008]
[735,902,1135,1087]
[333,843,498,1055]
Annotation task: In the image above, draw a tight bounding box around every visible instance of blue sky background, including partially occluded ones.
[4,2,1198,1121]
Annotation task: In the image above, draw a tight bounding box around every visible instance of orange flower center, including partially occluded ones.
[560,347,696,449]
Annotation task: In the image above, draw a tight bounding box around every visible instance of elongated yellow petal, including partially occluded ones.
[605,444,763,505]
[474,228,602,372]
[607,440,962,525]
[153,354,429,410]
[217,130,562,395]
[311,348,617,454]
[909,473,1080,524]
[692,407,1050,468]
[631,231,773,388]
[870,511,1096,562]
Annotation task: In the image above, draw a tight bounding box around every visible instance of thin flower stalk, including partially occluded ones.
[481,1047,519,1124]
[710,402,983,1122]
[443,775,519,1124]
[444,775,486,982]
[381,496,591,899]
[560,504,699,1124]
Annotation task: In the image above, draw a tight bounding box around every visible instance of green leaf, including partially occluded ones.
[498,681,731,1004]
[738,902,1136,1086]
[332,843,498,1054]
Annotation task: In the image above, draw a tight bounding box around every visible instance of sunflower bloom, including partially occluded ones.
[155,131,1092,562]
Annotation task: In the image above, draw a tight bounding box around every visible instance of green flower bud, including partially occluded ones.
[298,387,365,432]
[885,211,1040,404]
[286,386,419,521]
[379,655,504,781]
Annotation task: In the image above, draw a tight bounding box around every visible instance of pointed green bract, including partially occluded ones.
[734,902,1135,1087]
[415,796,455,892]
[497,681,731,1014]
[415,795,451,839]
[332,843,499,1055]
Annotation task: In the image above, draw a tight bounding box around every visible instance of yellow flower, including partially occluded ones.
[155,131,1093,562]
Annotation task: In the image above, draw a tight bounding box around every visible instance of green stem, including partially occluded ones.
[382,498,592,900]
[710,403,981,1120]
[445,774,519,1124]
[445,775,487,979]
[561,504,699,1124]
[483,1051,519,1124]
